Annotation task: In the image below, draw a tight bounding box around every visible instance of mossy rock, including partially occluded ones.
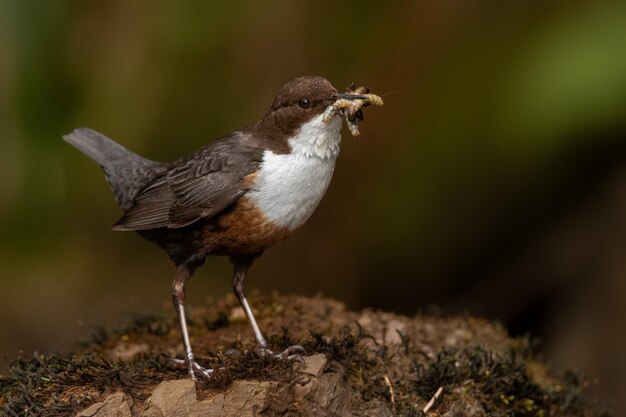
[0,294,608,416]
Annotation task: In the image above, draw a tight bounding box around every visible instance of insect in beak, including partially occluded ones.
[333,93,369,101]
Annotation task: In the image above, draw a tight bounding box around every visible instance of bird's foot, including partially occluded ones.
[255,344,306,367]
[170,357,223,381]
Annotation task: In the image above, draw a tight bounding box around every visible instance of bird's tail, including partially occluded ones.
[63,128,166,212]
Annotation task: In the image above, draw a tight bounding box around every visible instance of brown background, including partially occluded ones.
[1,1,625,414]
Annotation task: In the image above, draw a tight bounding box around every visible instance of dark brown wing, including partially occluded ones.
[111,133,263,231]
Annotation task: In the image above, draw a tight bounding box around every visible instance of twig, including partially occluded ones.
[422,386,443,414]
[383,374,395,406]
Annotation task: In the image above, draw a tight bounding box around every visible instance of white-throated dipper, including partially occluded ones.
[63,76,383,380]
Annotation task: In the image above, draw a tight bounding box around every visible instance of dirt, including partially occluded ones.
[0,293,609,416]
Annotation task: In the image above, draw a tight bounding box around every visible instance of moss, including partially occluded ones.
[85,311,175,347]
[410,346,588,416]
[0,295,609,417]
[0,352,185,416]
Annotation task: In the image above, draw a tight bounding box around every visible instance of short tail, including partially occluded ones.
[63,128,166,212]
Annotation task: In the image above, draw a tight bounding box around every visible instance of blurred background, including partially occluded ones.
[1,0,625,413]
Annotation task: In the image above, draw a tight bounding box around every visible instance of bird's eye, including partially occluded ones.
[298,98,310,108]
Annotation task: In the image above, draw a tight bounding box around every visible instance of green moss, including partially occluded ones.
[409,346,602,417]
[0,296,609,417]
[0,352,186,416]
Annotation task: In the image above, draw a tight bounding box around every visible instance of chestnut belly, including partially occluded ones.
[138,198,292,265]
[198,198,292,255]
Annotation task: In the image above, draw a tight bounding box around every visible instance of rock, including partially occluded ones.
[294,354,328,399]
[295,356,393,417]
[4,294,605,417]
[142,379,272,417]
[134,354,392,417]
[76,392,132,417]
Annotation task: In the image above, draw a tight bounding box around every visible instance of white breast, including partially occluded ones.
[247,113,343,230]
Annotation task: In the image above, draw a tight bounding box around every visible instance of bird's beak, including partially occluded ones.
[333,93,368,101]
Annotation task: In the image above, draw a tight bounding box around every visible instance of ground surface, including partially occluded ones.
[0,294,609,416]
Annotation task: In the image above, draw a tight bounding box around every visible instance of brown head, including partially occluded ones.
[249,77,334,150]
[265,76,337,135]
[270,76,337,113]
[249,76,370,153]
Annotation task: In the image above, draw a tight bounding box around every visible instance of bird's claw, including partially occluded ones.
[255,344,306,367]
[170,357,187,367]
[191,361,220,380]
[170,345,306,380]
[170,357,223,381]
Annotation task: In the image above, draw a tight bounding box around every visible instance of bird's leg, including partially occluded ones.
[231,255,266,347]
[230,255,305,361]
[171,264,215,380]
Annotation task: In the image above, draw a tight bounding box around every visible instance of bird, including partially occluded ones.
[63,76,381,380]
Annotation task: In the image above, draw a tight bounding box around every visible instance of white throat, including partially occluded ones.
[247,113,343,230]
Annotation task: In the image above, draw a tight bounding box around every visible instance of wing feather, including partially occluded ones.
[112,134,263,231]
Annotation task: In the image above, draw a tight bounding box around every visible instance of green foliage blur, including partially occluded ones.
[1,0,625,410]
